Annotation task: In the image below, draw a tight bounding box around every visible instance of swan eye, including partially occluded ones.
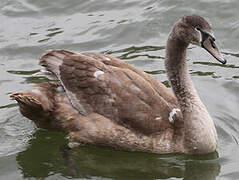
[195,27,201,31]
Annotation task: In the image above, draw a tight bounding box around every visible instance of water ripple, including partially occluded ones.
[0,107,36,157]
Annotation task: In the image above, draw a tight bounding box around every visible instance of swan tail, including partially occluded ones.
[10,83,56,120]
[11,92,43,111]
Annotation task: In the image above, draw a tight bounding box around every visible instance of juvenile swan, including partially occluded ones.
[11,15,226,154]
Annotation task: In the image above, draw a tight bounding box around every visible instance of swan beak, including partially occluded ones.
[202,36,227,65]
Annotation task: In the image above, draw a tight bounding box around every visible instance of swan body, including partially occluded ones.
[11,15,226,154]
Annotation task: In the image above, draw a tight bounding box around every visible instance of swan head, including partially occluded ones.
[173,15,226,64]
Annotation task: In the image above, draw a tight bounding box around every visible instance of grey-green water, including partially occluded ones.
[0,0,239,179]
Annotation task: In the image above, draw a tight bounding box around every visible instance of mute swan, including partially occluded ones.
[11,15,226,154]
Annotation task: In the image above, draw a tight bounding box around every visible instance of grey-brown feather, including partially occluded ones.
[11,15,219,154]
[40,50,182,134]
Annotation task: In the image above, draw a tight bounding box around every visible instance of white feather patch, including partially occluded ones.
[31,89,42,96]
[195,28,202,43]
[104,56,111,61]
[56,86,64,92]
[93,70,104,78]
[155,117,161,120]
[68,142,82,148]
[168,108,180,123]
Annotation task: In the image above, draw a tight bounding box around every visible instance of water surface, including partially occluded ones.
[0,0,239,179]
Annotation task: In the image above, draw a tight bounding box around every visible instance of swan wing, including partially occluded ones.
[40,50,180,134]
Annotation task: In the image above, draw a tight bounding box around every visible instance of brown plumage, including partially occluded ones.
[11,15,226,154]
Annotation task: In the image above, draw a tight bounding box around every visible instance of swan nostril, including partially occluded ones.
[210,39,216,49]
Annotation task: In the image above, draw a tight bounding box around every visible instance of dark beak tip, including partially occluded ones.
[221,58,227,65]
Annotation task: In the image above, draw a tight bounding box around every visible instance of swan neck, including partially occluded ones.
[165,37,195,109]
[165,35,217,153]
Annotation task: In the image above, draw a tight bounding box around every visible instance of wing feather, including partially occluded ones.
[39,50,181,134]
